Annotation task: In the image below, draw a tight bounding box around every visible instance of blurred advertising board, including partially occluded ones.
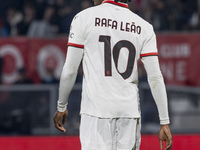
[0,37,67,84]
[0,34,200,86]
[157,34,200,86]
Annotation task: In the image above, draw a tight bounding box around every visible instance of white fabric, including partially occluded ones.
[57,0,170,124]
[67,1,158,118]
[57,47,83,112]
[80,114,141,150]
[141,56,170,124]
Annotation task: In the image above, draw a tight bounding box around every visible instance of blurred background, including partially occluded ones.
[0,0,200,149]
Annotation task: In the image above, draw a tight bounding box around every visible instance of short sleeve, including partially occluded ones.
[140,25,158,57]
[68,13,85,48]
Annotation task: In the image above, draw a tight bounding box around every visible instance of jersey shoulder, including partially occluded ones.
[129,11,155,37]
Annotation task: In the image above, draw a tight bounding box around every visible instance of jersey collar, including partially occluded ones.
[102,0,128,8]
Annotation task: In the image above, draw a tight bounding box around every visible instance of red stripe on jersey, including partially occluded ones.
[140,52,158,57]
[102,0,128,8]
[68,43,84,48]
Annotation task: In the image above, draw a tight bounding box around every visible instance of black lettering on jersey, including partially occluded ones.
[112,21,117,30]
[137,26,141,34]
[126,23,130,32]
[99,35,136,79]
[102,18,107,27]
[95,17,118,29]
[95,18,100,26]
[120,22,124,31]
[99,36,112,76]
[120,22,131,32]
[113,40,136,79]
[94,18,141,34]
[131,22,136,33]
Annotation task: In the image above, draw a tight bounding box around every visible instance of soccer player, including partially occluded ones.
[53,0,173,150]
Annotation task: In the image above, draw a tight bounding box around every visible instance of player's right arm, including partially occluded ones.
[53,46,83,132]
[57,47,83,112]
[54,11,85,132]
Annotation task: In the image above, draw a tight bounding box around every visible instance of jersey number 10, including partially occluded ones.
[99,35,136,79]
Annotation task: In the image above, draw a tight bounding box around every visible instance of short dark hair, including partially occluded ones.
[114,0,131,3]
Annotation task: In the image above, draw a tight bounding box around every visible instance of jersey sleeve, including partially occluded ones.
[141,56,170,125]
[68,13,85,48]
[140,25,158,57]
[57,46,83,112]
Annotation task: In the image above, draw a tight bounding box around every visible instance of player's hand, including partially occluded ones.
[53,110,68,132]
[159,124,173,150]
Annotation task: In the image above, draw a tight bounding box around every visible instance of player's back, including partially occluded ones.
[68,1,157,118]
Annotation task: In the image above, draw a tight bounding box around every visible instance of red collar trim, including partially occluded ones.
[102,0,128,8]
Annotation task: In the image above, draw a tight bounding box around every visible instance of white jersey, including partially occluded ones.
[68,0,158,118]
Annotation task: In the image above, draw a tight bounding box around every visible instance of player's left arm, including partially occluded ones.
[141,56,173,150]
[142,56,169,124]
[53,46,83,132]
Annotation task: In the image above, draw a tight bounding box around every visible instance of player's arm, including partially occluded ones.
[141,56,172,150]
[53,46,83,132]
